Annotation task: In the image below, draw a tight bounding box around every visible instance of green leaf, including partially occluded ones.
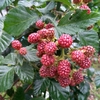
[32,97,45,100]
[33,78,50,96]
[87,67,95,77]
[57,11,100,35]
[15,62,34,83]
[48,81,69,100]
[23,45,40,62]
[78,30,99,51]
[1,53,17,65]
[94,75,100,88]
[4,6,39,36]
[0,66,14,92]
[0,0,15,10]
[37,1,55,14]
[12,87,25,100]
[0,17,4,36]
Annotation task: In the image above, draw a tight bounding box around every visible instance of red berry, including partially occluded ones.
[47,28,55,39]
[41,54,55,66]
[36,51,43,57]
[70,78,76,86]
[37,28,48,39]
[83,0,92,3]
[49,66,57,78]
[11,40,22,50]
[58,76,71,87]
[80,4,91,14]
[28,33,40,43]
[73,0,81,4]
[78,57,91,69]
[39,65,50,77]
[57,60,71,78]
[71,50,85,64]
[45,23,54,29]
[58,34,73,48]
[37,41,47,54]
[36,20,44,29]
[19,47,27,55]
[72,70,84,84]
[44,42,57,55]
[80,45,95,57]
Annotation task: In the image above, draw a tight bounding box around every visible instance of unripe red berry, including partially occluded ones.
[36,20,44,29]
[57,60,71,78]
[39,65,50,77]
[70,78,76,86]
[11,40,22,50]
[47,28,55,39]
[78,57,91,69]
[58,34,73,48]
[44,42,57,55]
[72,70,84,84]
[37,28,48,39]
[71,50,85,64]
[19,47,27,55]
[73,0,81,4]
[58,76,71,87]
[28,33,40,43]
[45,23,54,29]
[41,54,55,66]
[83,0,92,3]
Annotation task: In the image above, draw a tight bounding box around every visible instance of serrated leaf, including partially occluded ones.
[32,97,45,100]
[94,75,100,88]
[23,45,40,62]
[12,87,25,100]
[37,1,55,14]
[0,17,4,36]
[4,6,39,36]
[0,0,15,10]
[87,67,95,77]
[78,30,99,51]
[14,62,34,83]
[57,11,100,35]
[0,66,14,92]
[1,53,17,65]
[33,78,50,96]
[48,81,69,100]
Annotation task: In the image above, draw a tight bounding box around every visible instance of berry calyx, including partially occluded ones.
[57,60,71,78]
[11,40,22,50]
[39,65,50,77]
[36,20,44,29]
[72,70,84,84]
[19,47,27,55]
[41,54,55,66]
[73,0,81,4]
[58,76,71,87]
[44,42,57,55]
[78,57,91,69]
[71,50,85,64]
[58,34,73,48]
[28,33,40,43]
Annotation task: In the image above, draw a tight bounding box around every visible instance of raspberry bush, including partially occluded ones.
[0,0,100,100]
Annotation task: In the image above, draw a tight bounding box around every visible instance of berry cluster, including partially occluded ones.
[27,20,95,87]
[11,40,27,55]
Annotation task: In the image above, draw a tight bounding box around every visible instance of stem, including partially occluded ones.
[61,49,65,59]
[24,83,33,93]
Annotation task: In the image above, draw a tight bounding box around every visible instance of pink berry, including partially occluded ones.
[28,33,40,43]
[41,54,55,66]
[45,23,54,29]
[58,76,71,87]
[39,65,50,77]
[80,4,91,14]
[70,78,76,86]
[47,28,55,39]
[57,60,71,78]
[58,34,73,48]
[78,57,91,69]
[44,42,57,55]
[72,70,84,84]
[11,40,22,50]
[71,50,85,64]
[37,28,48,39]
[36,20,44,29]
[19,47,27,55]
[37,41,47,54]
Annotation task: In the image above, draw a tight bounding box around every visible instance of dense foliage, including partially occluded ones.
[0,0,100,100]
